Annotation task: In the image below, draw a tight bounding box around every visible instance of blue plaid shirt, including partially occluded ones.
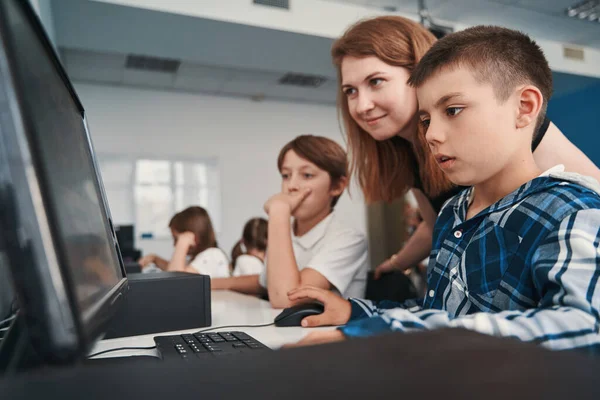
[340,169,600,354]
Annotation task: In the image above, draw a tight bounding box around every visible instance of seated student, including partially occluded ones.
[138,206,230,278]
[230,217,268,277]
[212,135,369,308]
[286,26,600,354]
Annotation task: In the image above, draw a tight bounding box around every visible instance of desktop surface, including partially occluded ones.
[3,327,600,400]
[90,290,333,359]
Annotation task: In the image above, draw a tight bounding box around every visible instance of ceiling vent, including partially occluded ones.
[125,54,181,73]
[278,73,327,88]
[253,0,290,10]
[563,45,585,61]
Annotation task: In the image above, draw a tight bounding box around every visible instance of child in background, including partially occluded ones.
[230,218,268,277]
[212,135,369,308]
[138,206,230,278]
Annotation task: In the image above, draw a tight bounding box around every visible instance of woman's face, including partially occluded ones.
[341,55,419,142]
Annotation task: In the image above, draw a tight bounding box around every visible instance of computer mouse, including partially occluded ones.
[274,301,325,327]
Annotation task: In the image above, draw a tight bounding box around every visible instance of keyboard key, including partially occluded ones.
[191,346,207,353]
[232,343,247,348]
[219,333,238,342]
[207,347,222,352]
[231,332,251,341]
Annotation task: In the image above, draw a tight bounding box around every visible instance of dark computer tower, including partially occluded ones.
[103,272,211,339]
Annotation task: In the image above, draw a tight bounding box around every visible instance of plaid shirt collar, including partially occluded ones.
[452,165,567,223]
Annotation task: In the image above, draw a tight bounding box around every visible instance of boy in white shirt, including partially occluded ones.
[212,135,368,308]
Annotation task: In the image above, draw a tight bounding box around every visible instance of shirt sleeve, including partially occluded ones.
[340,210,600,354]
[304,229,368,297]
[233,255,265,277]
[189,248,231,278]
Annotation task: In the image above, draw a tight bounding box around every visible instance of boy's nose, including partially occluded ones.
[425,119,445,145]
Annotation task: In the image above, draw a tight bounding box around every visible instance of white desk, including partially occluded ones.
[89,290,333,359]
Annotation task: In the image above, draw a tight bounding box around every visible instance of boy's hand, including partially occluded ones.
[264,188,311,215]
[287,286,352,327]
[176,231,196,249]
[283,330,345,348]
[374,255,399,279]
[137,254,156,267]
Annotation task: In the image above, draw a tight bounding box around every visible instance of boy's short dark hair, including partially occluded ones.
[408,25,553,133]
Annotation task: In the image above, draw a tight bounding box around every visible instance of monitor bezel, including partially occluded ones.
[0,0,128,364]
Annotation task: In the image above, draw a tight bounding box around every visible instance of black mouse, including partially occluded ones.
[274,302,325,327]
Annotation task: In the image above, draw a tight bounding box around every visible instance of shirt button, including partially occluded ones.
[429,290,435,297]
[454,230,462,238]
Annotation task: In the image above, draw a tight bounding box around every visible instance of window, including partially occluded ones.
[98,156,220,239]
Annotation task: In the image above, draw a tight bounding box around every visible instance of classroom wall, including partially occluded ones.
[74,83,367,260]
[547,81,600,166]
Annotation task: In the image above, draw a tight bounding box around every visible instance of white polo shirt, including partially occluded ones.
[233,254,265,277]
[189,247,230,278]
[258,212,368,299]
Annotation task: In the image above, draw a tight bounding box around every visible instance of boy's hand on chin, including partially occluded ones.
[264,188,311,215]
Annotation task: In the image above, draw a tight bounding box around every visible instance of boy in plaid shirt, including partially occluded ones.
[286,26,600,354]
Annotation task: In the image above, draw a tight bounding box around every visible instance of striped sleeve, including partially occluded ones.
[348,298,423,320]
[341,210,600,354]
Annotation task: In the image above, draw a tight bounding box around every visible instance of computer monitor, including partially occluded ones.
[115,225,135,252]
[0,0,128,370]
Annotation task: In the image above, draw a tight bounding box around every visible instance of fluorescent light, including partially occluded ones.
[566,0,600,22]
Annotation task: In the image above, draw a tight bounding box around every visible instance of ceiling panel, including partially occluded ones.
[228,68,281,84]
[63,48,126,69]
[122,69,175,88]
[66,64,124,84]
[512,0,577,15]
[327,0,600,47]
[220,80,272,96]
[173,75,225,92]
[177,63,235,80]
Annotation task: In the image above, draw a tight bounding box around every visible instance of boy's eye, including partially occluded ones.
[446,107,463,117]
[343,87,357,96]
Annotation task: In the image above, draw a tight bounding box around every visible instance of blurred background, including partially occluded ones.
[28,0,600,268]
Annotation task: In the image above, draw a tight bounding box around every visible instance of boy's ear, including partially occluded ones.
[330,176,348,197]
[516,85,543,130]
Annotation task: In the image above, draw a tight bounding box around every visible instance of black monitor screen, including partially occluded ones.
[3,1,123,318]
[115,225,135,251]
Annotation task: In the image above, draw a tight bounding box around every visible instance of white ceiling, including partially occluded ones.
[56,0,600,104]
[324,0,600,48]
[61,48,339,105]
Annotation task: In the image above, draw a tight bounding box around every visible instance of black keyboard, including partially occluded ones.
[154,331,270,361]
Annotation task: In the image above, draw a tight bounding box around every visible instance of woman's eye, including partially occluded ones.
[420,119,430,129]
[370,78,384,87]
[281,174,289,179]
[303,173,314,179]
[343,87,357,96]
[446,107,464,117]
